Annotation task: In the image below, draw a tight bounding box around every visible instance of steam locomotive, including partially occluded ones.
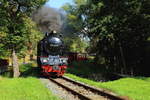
[37,31,68,77]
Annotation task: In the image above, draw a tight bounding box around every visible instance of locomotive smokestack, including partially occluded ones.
[32,6,64,33]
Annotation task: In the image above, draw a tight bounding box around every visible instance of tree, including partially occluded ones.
[22,16,43,60]
[64,36,89,53]
[65,0,150,75]
[0,0,47,77]
[62,0,87,32]
[62,0,89,53]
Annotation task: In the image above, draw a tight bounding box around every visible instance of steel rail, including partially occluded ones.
[49,77,92,100]
[62,76,129,100]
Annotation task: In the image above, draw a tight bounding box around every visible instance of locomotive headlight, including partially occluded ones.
[40,57,49,64]
[62,60,66,63]
[60,58,68,65]
[43,59,48,63]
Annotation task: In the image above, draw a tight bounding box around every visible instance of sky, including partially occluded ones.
[45,0,74,8]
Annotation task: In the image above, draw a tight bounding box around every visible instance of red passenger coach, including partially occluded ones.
[68,52,88,62]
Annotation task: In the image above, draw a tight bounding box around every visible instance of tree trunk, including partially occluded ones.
[23,56,26,64]
[12,50,20,77]
[29,49,33,60]
[28,42,34,61]
[119,42,126,74]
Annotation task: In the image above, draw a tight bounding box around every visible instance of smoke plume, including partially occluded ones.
[32,6,64,33]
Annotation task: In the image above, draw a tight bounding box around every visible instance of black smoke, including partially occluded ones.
[32,6,65,33]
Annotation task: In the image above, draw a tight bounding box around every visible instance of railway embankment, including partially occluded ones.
[65,73,150,100]
[66,58,150,100]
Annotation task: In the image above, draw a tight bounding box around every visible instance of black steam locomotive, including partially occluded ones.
[37,31,68,77]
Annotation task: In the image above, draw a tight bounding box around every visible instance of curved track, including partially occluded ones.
[49,76,129,100]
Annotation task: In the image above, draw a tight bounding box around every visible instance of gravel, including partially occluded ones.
[55,78,109,100]
[40,78,80,100]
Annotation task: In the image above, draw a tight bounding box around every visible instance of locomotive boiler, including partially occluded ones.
[37,31,68,77]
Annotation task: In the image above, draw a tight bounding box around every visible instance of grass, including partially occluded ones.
[0,62,60,100]
[0,77,60,100]
[65,73,150,100]
[134,77,150,82]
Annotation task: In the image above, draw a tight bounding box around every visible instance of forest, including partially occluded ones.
[62,0,150,76]
[0,0,150,77]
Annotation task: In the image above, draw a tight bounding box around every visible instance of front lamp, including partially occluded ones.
[43,59,48,63]
[40,57,49,64]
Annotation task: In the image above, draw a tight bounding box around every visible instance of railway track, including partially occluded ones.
[49,76,129,100]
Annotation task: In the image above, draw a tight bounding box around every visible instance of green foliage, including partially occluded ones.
[66,60,114,82]
[67,0,150,75]
[64,37,89,53]
[22,16,43,55]
[0,0,46,57]
[74,0,87,6]
[67,60,96,76]
[0,44,9,58]
[0,0,47,77]
[19,62,39,77]
[0,77,60,100]
[19,63,35,73]
[62,0,87,31]
[62,0,90,53]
